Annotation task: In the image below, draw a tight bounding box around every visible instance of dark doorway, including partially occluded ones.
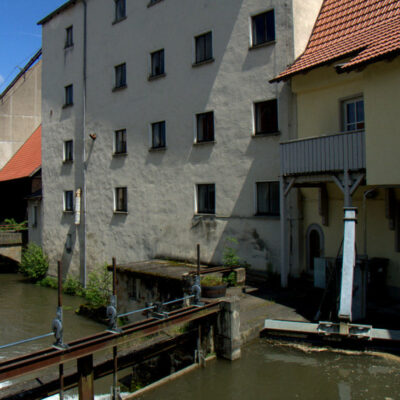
[306,224,324,271]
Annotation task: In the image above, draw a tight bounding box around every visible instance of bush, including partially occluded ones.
[37,275,58,289]
[222,237,242,267]
[0,218,27,231]
[84,265,112,307]
[63,274,84,296]
[19,243,49,282]
[223,271,237,287]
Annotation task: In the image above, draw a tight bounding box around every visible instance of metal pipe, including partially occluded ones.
[112,346,118,400]
[117,305,155,318]
[59,364,64,400]
[58,260,62,308]
[0,332,53,350]
[197,244,200,276]
[163,295,195,306]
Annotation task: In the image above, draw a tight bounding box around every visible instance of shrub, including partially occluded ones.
[84,265,112,307]
[19,243,49,282]
[37,275,58,289]
[223,271,237,287]
[222,237,242,267]
[63,275,84,296]
[0,218,27,231]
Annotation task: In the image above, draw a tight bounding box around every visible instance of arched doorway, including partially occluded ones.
[306,224,324,271]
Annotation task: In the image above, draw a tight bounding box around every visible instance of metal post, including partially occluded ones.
[197,244,200,276]
[280,176,288,287]
[52,261,66,349]
[112,346,120,400]
[59,364,64,400]
[107,258,119,332]
[78,355,94,400]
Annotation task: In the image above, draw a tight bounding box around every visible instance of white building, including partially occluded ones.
[39,0,322,283]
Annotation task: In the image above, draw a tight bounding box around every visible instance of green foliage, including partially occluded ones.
[223,271,237,287]
[222,237,242,267]
[0,218,27,231]
[37,275,58,289]
[84,265,112,307]
[201,275,224,287]
[19,243,49,282]
[63,274,84,296]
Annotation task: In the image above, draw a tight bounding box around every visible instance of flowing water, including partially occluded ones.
[0,273,399,400]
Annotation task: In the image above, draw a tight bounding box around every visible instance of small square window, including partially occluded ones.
[65,26,73,48]
[342,97,364,131]
[197,184,215,214]
[252,10,275,46]
[64,85,73,106]
[114,129,127,154]
[115,0,126,22]
[32,205,38,228]
[256,182,280,216]
[64,191,74,212]
[150,49,165,78]
[64,140,73,162]
[151,121,166,149]
[196,112,214,143]
[254,99,278,135]
[115,187,127,212]
[195,32,213,64]
[114,63,126,89]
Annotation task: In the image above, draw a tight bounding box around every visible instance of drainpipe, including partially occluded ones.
[82,0,88,287]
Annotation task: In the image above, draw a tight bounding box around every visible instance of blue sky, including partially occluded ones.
[0,0,67,92]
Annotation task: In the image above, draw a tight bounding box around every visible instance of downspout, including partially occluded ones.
[82,0,87,287]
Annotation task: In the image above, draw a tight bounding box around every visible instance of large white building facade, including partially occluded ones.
[40,0,322,283]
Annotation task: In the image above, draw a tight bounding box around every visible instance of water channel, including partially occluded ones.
[1,273,399,400]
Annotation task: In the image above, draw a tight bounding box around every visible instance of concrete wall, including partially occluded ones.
[0,61,42,169]
[41,0,321,281]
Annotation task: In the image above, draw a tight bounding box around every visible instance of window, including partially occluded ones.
[195,32,213,64]
[115,187,127,212]
[151,121,166,149]
[114,0,126,22]
[196,112,214,143]
[114,63,126,89]
[342,97,364,131]
[114,129,127,154]
[256,182,280,216]
[64,85,73,106]
[150,49,165,78]
[32,205,38,228]
[254,99,278,134]
[64,191,74,212]
[251,10,275,46]
[64,140,73,162]
[65,26,73,48]
[197,184,215,214]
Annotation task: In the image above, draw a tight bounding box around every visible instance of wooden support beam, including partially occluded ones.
[78,355,94,400]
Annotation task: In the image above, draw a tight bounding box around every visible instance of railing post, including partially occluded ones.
[78,355,94,400]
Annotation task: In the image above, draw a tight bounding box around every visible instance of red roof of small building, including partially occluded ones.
[273,0,400,82]
[0,125,41,182]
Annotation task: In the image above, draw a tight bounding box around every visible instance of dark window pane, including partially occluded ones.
[256,182,280,216]
[195,32,212,63]
[65,191,73,211]
[64,140,73,161]
[152,121,166,148]
[255,99,278,134]
[151,50,164,76]
[197,184,215,214]
[115,129,127,154]
[65,26,73,47]
[197,112,214,142]
[115,187,127,212]
[115,0,126,20]
[65,85,73,105]
[115,64,126,88]
[252,10,275,46]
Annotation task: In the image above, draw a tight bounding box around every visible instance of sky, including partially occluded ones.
[0,0,67,92]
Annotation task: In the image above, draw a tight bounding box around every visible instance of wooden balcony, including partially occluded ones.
[280,131,365,177]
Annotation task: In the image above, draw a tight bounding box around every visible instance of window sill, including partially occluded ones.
[193,140,216,146]
[63,210,74,214]
[113,152,127,157]
[147,0,164,7]
[62,103,73,109]
[249,40,276,51]
[114,211,128,215]
[148,146,167,152]
[112,85,127,92]
[194,213,216,218]
[192,58,215,68]
[254,214,280,220]
[148,73,166,81]
[112,16,127,25]
[63,160,73,164]
[252,131,280,138]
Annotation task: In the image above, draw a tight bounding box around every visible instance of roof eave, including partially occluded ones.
[37,0,79,26]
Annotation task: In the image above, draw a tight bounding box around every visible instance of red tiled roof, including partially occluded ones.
[0,125,41,182]
[273,0,400,81]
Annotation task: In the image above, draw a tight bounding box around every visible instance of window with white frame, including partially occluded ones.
[64,190,74,212]
[256,182,280,216]
[114,63,126,89]
[64,84,73,106]
[114,129,127,154]
[254,99,278,135]
[151,121,166,149]
[251,10,275,46]
[196,111,214,143]
[196,184,215,214]
[150,49,165,78]
[114,187,128,212]
[195,32,213,64]
[114,0,126,22]
[65,26,73,48]
[64,140,73,162]
[342,97,364,131]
